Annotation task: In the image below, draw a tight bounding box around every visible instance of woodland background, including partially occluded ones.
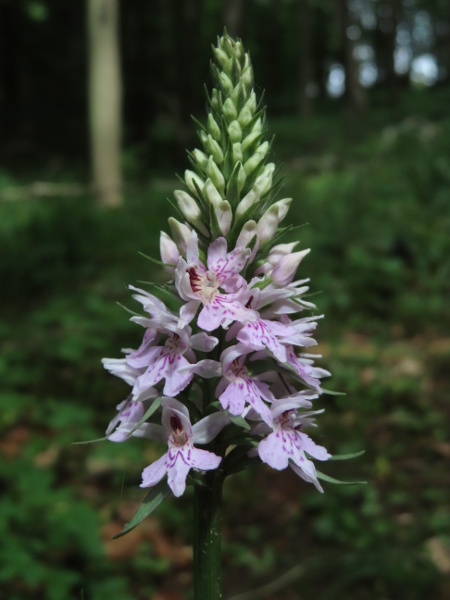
[1,1,449,599]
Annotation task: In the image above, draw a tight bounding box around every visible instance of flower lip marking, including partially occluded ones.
[188,267,220,302]
[170,414,188,446]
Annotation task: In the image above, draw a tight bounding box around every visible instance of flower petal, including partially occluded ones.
[141,453,169,488]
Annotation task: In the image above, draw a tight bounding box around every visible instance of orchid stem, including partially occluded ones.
[193,467,224,599]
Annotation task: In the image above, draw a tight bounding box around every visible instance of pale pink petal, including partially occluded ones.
[126,334,159,368]
[258,431,290,470]
[162,354,193,396]
[298,432,330,461]
[192,412,230,444]
[140,453,169,488]
[186,230,200,264]
[198,296,255,331]
[179,359,222,378]
[190,332,219,352]
[206,237,228,270]
[179,299,201,327]
[218,380,246,415]
[237,319,288,362]
[188,446,222,471]
[290,459,324,492]
[167,450,191,497]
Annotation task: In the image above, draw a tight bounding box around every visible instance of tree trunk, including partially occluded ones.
[336,0,366,113]
[298,0,314,117]
[87,0,122,207]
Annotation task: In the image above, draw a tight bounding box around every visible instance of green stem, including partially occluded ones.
[193,467,224,600]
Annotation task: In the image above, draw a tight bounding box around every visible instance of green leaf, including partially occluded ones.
[112,480,171,538]
[330,450,365,461]
[138,251,176,268]
[72,436,107,446]
[316,471,367,486]
[321,388,347,396]
[129,396,162,435]
[228,414,251,430]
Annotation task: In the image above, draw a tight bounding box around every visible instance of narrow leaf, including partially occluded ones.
[129,396,162,435]
[321,388,347,396]
[316,470,367,486]
[112,480,171,538]
[330,450,365,461]
[72,436,107,446]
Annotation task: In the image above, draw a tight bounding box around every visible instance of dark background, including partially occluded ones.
[0,1,449,599]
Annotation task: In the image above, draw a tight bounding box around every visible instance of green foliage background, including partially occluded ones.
[1,0,450,596]
[1,87,449,599]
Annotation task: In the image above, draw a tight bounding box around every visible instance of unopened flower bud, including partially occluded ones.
[174,190,208,236]
[185,170,204,196]
[213,201,232,236]
[213,46,230,70]
[245,91,257,114]
[238,105,253,128]
[258,205,280,245]
[235,187,260,220]
[236,220,259,262]
[272,249,311,287]
[242,131,262,154]
[243,151,264,178]
[267,242,299,267]
[228,120,242,143]
[223,98,237,122]
[211,89,221,112]
[206,156,225,195]
[203,178,223,207]
[168,217,191,255]
[160,231,179,269]
[219,71,233,94]
[206,135,224,165]
[242,65,253,92]
[232,142,243,163]
[192,149,208,170]
[251,117,263,135]
[254,163,275,195]
[272,198,292,223]
[207,113,221,141]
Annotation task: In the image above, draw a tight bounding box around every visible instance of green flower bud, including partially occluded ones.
[254,163,275,196]
[207,113,221,141]
[232,142,243,164]
[258,204,280,245]
[213,200,232,236]
[168,217,191,254]
[174,190,209,237]
[235,187,260,220]
[238,105,252,128]
[192,149,208,170]
[213,46,230,70]
[243,151,264,178]
[205,135,224,165]
[184,170,204,196]
[219,71,233,95]
[223,98,237,122]
[206,156,225,195]
[228,120,242,143]
[203,178,223,207]
[242,131,262,154]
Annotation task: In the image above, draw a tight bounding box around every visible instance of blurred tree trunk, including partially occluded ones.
[87,0,122,207]
[298,0,314,117]
[223,0,244,38]
[173,0,203,151]
[336,0,366,112]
